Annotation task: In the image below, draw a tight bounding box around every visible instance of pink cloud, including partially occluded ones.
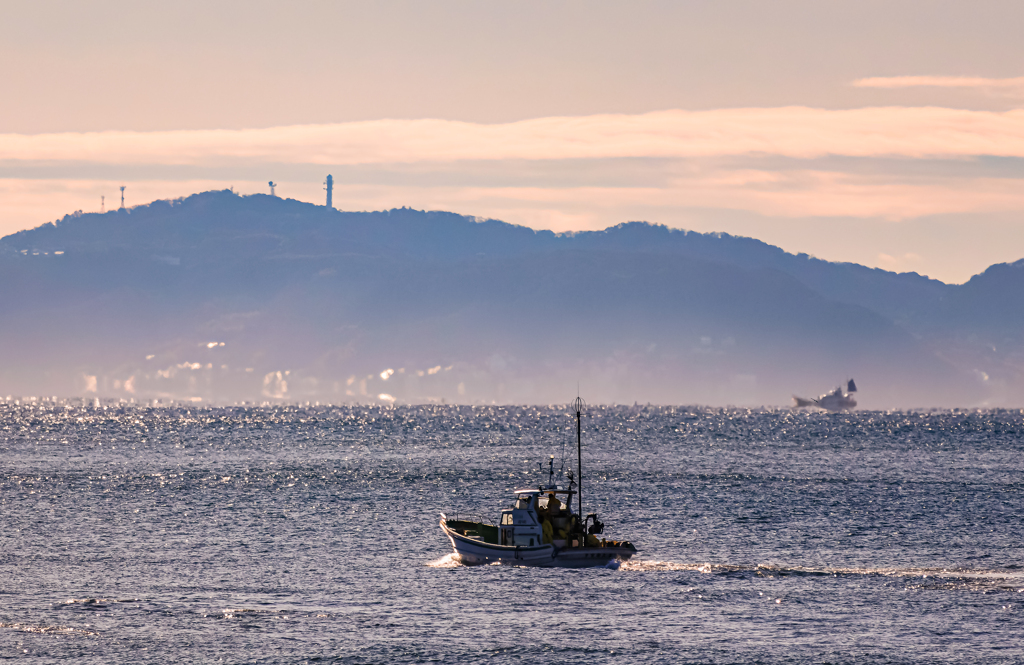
[3,107,1024,166]
[876,252,924,272]
[420,172,1024,222]
[853,76,1024,90]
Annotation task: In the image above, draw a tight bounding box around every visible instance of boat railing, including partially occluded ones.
[444,512,495,526]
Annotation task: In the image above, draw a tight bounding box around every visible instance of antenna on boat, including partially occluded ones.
[572,395,585,518]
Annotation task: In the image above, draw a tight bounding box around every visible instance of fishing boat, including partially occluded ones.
[439,397,637,567]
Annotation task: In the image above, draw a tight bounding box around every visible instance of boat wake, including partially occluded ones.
[426,553,463,568]
[429,553,1024,589]
[619,559,1024,589]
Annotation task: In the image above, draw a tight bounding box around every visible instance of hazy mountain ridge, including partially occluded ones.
[0,190,1017,406]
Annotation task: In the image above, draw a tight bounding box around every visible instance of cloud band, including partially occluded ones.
[853,76,1024,91]
[3,106,1024,167]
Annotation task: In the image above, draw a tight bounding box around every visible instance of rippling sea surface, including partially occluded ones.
[2,404,1023,663]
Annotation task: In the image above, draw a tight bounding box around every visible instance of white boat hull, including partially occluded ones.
[440,518,635,568]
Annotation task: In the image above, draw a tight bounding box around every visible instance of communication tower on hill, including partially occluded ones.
[101,195,105,213]
[119,186,126,209]
[324,174,334,208]
[268,181,277,197]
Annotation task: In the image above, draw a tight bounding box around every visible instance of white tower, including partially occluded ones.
[324,174,334,208]
[268,181,277,197]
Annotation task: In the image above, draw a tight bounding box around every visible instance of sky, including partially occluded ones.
[3,0,1024,283]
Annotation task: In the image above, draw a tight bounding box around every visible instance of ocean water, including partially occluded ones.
[1,403,1023,664]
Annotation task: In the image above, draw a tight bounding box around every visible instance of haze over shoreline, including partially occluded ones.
[2,189,1022,408]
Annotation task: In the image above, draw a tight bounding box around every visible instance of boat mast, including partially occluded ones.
[572,396,585,518]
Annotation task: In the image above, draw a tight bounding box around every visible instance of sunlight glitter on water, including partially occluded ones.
[3,404,1024,663]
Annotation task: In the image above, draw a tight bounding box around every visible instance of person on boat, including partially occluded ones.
[536,491,561,545]
[545,494,576,541]
[546,493,562,515]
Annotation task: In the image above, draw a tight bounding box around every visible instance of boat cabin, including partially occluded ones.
[498,488,578,548]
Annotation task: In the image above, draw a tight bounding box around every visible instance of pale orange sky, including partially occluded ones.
[3,0,1024,283]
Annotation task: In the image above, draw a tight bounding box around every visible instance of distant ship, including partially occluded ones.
[793,379,858,411]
